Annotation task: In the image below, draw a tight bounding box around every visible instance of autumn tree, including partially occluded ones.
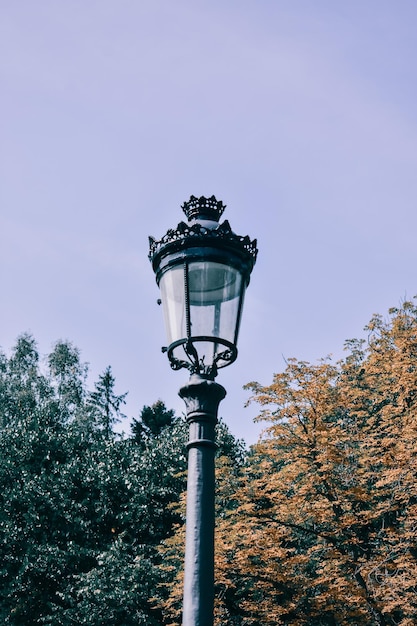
[213,301,417,625]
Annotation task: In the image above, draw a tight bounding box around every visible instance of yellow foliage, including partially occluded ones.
[161,302,417,624]
[216,302,417,624]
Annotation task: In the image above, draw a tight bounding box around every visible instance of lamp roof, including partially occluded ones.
[148,196,258,279]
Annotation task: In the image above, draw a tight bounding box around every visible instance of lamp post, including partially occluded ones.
[149,195,257,626]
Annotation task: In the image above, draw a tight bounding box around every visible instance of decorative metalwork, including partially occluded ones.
[162,337,237,379]
[181,194,226,222]
[149,217,258,262]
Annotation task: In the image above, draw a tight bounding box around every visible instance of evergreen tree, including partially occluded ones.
[131,399,175,443]
[88,366,127,438]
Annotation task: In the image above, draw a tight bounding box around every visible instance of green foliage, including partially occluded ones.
[0,335,53,429]
[14,303,417,626]
[54,539,163,625]
[0,335,194,625]
[47,340,87,420]
[88,366,127,438]
[131,400,175,442]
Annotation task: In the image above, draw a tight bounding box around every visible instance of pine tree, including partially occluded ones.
[131,399,175,442]
[88,366,127,438]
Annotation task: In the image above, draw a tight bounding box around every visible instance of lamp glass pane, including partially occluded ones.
[159,266,186,345]
[188,261,243,344]
[159,260,245,369]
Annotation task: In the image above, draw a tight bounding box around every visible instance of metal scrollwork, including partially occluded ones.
[164,337,238,380]
[149,217,258,262]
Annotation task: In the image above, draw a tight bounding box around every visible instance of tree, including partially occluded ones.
[0,335,187,625]
[56,415,189,625]
[6,299,417,624]
[212,301,417,625]
[48,340,87,421]
[131,400,175,443]
[0,334,53,429]
[88,366,127,438]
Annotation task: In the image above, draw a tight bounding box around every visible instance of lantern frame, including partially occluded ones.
[149,196,257,379]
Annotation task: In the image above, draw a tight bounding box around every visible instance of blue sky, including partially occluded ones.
[1,1,417,443]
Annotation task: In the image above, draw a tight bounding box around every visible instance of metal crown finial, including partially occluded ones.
[181,195,226,222]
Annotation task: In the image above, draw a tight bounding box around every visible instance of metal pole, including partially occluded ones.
[179,374,226,626]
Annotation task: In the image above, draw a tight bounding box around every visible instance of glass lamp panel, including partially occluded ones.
[159,266,186,345]
[188,261,241,308]
[218,289,245,344]
[188,261,244,364]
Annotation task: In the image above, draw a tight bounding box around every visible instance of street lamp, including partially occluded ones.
[149,195,257,626]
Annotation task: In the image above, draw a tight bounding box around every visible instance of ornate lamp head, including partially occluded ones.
[149,196,257,379]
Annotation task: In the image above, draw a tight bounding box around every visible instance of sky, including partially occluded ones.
[1,1,417,444]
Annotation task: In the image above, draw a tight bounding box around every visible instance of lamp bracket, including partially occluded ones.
[164,337,237,379]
